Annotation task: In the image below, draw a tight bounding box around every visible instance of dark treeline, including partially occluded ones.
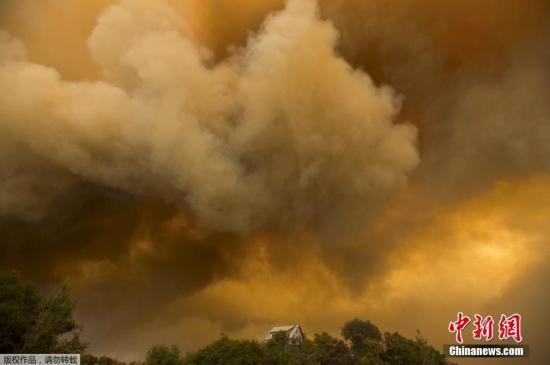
[0,271,455,365]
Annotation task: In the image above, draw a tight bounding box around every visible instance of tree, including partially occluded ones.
[381,332,421,365]
[0,271,452,365]
[146,345,182,365]
[179,321,453,365]
[414,331,452,365]
[0,271,41,352]
[381,332,452,365]
[341,319,382,356]
[355,337,387,365]
[81,354,126,365]
[0,270,85,353]
[312,332,353,365]
[183,336,265,365]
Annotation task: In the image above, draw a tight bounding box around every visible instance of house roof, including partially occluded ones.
[265,325,304,341]
[268,325,299,333]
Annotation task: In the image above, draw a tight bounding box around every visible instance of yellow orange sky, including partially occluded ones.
[1,1,549,364]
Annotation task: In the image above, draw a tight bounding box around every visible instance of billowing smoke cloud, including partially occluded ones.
[1,0,549,364]
[0,0,418,234]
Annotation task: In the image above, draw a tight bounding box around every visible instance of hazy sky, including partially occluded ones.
[0,1,549,364]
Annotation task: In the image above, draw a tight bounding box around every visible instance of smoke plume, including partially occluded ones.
[0,0,418,234]
[1,0,549,363]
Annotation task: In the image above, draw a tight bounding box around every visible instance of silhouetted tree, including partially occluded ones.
[146,345,182,365]
[183,336,264,365]
[312,332,353,365]
[0,270,85,353]
[179,323,453,365]
[381,332,450,365]
[81,354,126,365]
[341,319,382,356]
[1,272,453,365]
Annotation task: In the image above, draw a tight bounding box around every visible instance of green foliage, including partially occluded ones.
[382,332,421,365]
[381,332,450,365]
[183,336,265,365]
[0,271,41,352]
[264,332,289,365]
[264,332,315,365]
[413,332,451,365]
[178,323,452,365]
[146,345,183,365]
[81,354,100,365]
[355,338,386,365]
[0,270,85,353]
[82,355,126,365]
[0,271,453,365]
[341,319,382,356]
[311,332,353,365]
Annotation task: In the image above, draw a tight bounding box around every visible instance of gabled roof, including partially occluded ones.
[268,325,299,333]
[265,325,304,342]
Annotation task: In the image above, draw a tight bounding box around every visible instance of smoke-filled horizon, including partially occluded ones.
[1,0,549,364]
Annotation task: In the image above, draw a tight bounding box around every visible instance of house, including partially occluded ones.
[265,325,304,345]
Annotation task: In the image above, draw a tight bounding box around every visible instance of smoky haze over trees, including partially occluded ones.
[0,272,454,365]
[144,321,454,365]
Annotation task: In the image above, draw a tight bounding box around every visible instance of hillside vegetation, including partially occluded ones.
[0,271,454,365]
